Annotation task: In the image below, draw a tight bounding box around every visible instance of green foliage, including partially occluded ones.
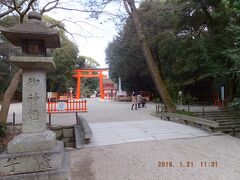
[80,55,100,68]
[39,17,89,93]
[106,0,240,102]
[0,122,7,137]
[153,97,161,103]
[177,110,194,116]
[222,25,240,76]
[0,16,21,94]
[228,98,240,110]
[47,38,80,92]
[182,94,197,105]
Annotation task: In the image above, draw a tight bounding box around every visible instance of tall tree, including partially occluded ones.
[48,28,81,92]
[123,0,176,112]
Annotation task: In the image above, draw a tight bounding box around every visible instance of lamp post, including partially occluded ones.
[69,87,73,101]
[179,91,183,110]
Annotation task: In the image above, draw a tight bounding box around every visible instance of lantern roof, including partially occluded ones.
[0,11,60,48]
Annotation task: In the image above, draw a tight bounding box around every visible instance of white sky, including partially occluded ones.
[45,0,126,68]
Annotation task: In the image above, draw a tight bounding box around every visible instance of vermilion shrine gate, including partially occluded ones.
[47,68,116,113]
[73,68,116,100]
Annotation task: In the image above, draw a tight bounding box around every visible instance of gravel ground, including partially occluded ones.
[69,135,240,180]
[3,99,234,180]
[3,98,219,125]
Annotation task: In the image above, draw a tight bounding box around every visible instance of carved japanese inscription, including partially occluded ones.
[22,70,47,133]
[3,157,20,173]
[26,77,40,87]
[35,153,52,170]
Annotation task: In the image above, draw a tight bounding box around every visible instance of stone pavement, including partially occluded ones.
[82,120,210,148]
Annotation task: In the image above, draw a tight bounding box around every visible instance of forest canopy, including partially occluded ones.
[106,0,240,103]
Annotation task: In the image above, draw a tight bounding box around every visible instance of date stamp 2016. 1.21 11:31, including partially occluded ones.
[157,161,219,168]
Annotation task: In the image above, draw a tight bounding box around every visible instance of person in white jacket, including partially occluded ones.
[131,92,137,110]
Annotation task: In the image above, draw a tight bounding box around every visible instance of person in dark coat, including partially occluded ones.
[141,98,146,108]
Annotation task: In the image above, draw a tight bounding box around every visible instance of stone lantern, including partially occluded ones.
[0,11,70,179]
[1,11,60,56]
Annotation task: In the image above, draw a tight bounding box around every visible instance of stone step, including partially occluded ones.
[218,122,240,126]
[217,129,240,134]
[204,114,237,117]
[193,111,229,114]
[195,116,239,121]
[194,113,234,117]
[210,117,240,121]
[215,125,240,129]
[215,120,239,123]
[157,112,240,136]
[194,114,233,117]
[75,115,93,149]
[74,125,84,149]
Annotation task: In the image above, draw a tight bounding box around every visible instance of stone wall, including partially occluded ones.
[50,125,76,148]
[4,125,76,148]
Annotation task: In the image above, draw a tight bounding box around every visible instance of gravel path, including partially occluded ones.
[70,135,240,180]
[4,98,219,125]
[4,99,237,180]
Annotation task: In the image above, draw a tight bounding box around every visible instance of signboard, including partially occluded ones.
[57,102,66,111]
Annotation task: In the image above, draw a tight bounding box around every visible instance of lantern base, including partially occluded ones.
[7,130,56,154]
[0,141,71,179]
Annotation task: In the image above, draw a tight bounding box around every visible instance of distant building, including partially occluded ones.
[103,79,117,100]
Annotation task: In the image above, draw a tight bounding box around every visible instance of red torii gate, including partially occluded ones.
[73,68,108,100]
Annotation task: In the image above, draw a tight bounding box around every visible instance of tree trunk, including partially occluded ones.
[124,0,176,112]
[0,69,23,123]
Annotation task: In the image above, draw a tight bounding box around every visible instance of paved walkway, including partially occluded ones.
[83,120,210,148]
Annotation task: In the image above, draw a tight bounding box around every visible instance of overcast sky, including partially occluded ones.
[45,0,126,68]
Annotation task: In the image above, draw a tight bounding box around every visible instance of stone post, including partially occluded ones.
[6,56,56,154]
[22,70,47,133]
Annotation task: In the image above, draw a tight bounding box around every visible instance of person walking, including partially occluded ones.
[141,98,146,108]
[137,94,143,108]
[131,92,137,110]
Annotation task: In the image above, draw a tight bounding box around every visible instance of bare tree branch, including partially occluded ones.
[54,6,101,13]
[100,0,112,12]
[21,0,36,17]
[40,0,59,15]
[123,0,132,15]
[1,0,13,9]
[0,0,27,18]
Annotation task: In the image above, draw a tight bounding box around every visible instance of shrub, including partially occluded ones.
[177,110,194,116]
[228,98,240,110]
[0,122,7,137]
[153,97,161,103]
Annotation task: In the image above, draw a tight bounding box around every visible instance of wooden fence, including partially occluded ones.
[47,100,87,113]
